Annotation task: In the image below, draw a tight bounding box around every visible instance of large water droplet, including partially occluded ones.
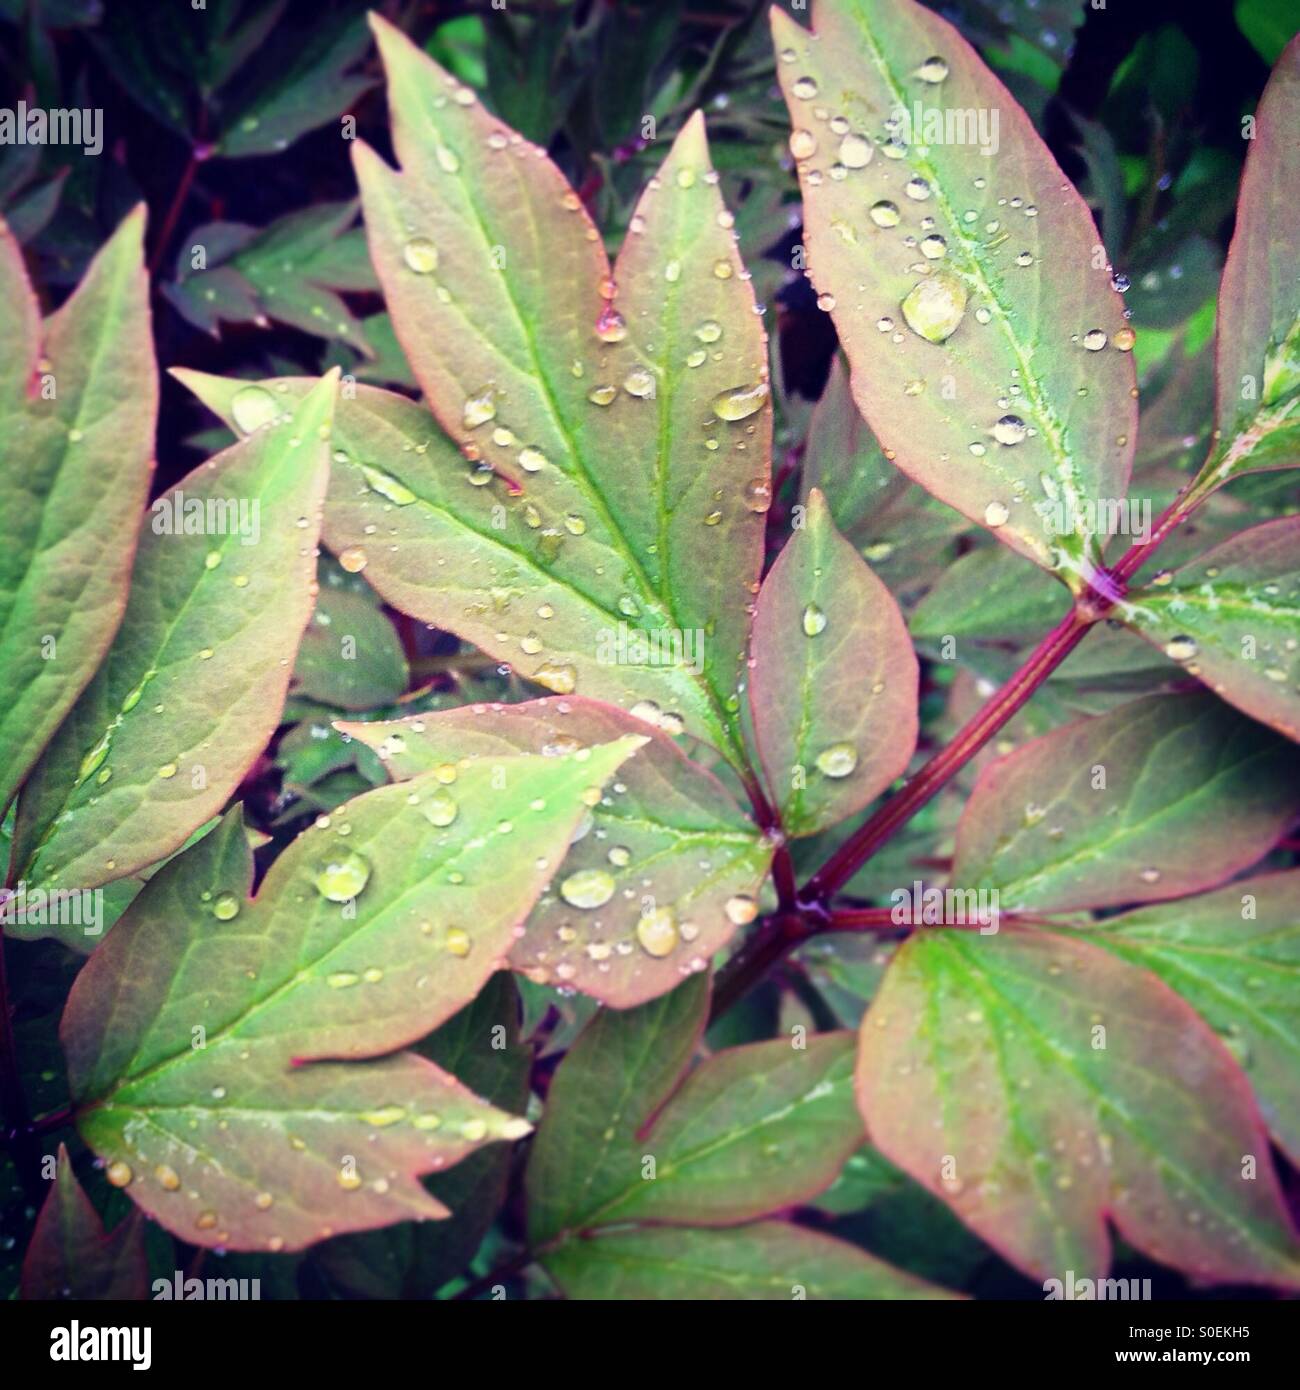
[1163,635,1198,661]
[637,906,679,957]
[992,415,1027,446]
[901,274,967,343]
[231,385,278,435]
[422,791,459,827]
[711,382,769,421]
[816,742,858,778]
[869,200,901,228]
[725,894,758,925]
[560,868,616,909]
[463,389,497,429]
[802,603,827,636]
[314,849,372,902]
[360,464,416,506]
[531,660,577,694]
[403,237,439,274]
[916,55,949,82]
[212,892,240,921]
[789,129,818,160]
[838,133,873,169]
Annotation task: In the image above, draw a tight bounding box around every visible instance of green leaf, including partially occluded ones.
[544,1220,954,1300]
[215,13,377,159]
[352,17,772,766]
[527,978,866,1249]
[1083,872,1300,1166]
[1236,0,1299,65]
[771,0,1136,581]
[0,207,156,817]
[12,373,337,894]
[294,566,408,712]
[910,544,1068,643]
[952,692,1300,912]
[749,488,918,837]
[164,204,377,352]
[1122,516,1300,743]
[338,697,772,1006]
[315,973,531,1297]
[859,927,1300,1286]
[62,734,644,1252]
[1195,36,1300,493]
[20,1145,148,1300]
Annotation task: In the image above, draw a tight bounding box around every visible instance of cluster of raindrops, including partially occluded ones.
[374,119,776,729]
[777,39,1151,555]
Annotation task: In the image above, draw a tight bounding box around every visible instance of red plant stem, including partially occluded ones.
[148,137,207,277]
[714,485,1212,1022]
[803,602,1096,903]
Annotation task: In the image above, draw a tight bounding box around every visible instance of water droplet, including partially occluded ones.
[231,385,277,434]
[984,501,1010,527]
[712,259,733,280]
[920,234,948,259]
[518,446,547,472]
[587,385,617,407]
[212,892,240,921]
[1015,250,1034,267]
[789,129,818,160]
[816,292,837,312]
[360,464,416,506]
[916,55,949,83]
[695,320,723,343]
[327,971,360,989]
[560,868,616,909]
[802,603,827,636]
[992,415,1027,446]
[338,547,367,573]
[711,382,769,421]
[402,237,439,274]
[792,76,818,99]
[314,849,372,902]
[1163,635,1198,661]
[637,907,679,957]
[816,742,858,778]
[106,1161,133,1188]
[155,1164,181,1191]
[838,133,873,168]
[531,660,577,694]
[1139,867,1162,884]
[463,388,497,429]
[869,200,901,228]
[725,894,759,926]
[422,791,458,827]
[904,177,932,201]
[1113,326,1136,351]
[1083,329,1107,351]
[623,367,656,398]
[901,273,967,343]
[595,304,627,343]
[742,478,772,512]
[608,845,631,867]
[446,927,471,956]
